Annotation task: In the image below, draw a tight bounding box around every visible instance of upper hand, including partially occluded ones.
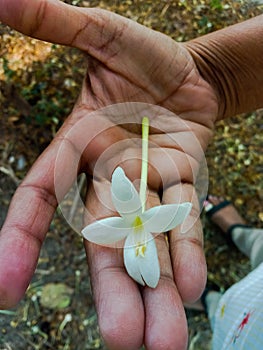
[0,1,218,349]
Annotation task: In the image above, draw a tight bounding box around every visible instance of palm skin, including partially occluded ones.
[0,1,219,349]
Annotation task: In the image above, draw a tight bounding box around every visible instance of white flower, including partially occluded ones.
[82,167,192,288]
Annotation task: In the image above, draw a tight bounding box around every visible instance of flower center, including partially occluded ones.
[133,216,144,233]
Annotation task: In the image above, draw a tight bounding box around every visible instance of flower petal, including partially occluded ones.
[111,167,142,218]
[81,216,131,245]
[142,202,192,233]
[138,233,160,288]
[124,234,145,286]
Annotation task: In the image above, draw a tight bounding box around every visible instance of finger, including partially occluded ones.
[142,191,188,350]
[0,125,81,309]
[0,0,128,52]
[0,0,188,97]
[163,183,207,303]
[84,182,144,350]
[0,0,86,45]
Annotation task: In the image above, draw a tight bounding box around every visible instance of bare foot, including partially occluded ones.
[185,195,246,313]
[184,299,205,311]
[205,195,246,234]
[184,290,221,312]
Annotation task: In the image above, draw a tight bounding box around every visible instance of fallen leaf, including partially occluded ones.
[40,283,73,310]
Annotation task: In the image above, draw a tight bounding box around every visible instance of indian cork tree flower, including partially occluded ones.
[82,117,192,288]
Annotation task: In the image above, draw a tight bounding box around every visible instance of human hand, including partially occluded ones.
[0,1,219,349]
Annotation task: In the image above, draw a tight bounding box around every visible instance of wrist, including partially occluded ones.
[184,15,263,120]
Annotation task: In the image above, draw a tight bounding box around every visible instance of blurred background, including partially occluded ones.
[0,1,263,349]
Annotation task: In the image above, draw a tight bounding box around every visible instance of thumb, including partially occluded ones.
[0,0,134,68]
[0,0,92,45]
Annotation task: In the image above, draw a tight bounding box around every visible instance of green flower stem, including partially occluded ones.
[140,116,149,213]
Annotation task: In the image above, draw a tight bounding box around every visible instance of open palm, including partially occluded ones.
[0,1,219,349]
